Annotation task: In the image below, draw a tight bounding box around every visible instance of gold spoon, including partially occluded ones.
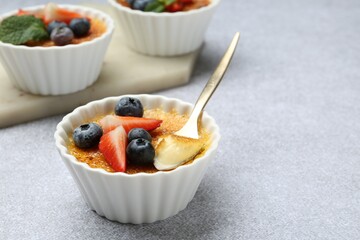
[154,32,240,170]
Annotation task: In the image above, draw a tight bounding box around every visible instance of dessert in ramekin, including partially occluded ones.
[54,94,220,223]
[108,0,220,56]
[117,0,211,13]
[0,4,114,95]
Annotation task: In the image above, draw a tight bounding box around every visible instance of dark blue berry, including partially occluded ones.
[126,0,135,6]
[133,0,153,10]
[126,138,155,165]
[47,21,67,34]
[128,128,152,142]
[51,26,74,46]
[115,97,143,117]
[73,123,103,148]
[69,18,90,37]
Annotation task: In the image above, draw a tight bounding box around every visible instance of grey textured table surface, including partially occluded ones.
[1,0,360,239]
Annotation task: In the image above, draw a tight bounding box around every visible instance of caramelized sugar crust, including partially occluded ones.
[68,108,211,174]
[26,18,106,47]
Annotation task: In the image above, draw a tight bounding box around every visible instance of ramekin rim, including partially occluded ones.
[0,4,114,50]
[108,0,221,17]
[54,94,221,178]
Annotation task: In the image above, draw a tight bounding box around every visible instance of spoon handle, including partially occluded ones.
[175,32,240,139]
[190,32,240,121]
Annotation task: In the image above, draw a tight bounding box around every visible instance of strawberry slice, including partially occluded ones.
[43,3,83,25]
[166,2,184,12]
[99,126,127,172]
[17,9,45,19]
[179,0,193,3]
[17,9,30,16]
[99,115,162,134]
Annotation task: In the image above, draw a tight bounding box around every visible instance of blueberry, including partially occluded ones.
[69,18,90,37]
[128,128,152,142]
[115,97,143,117]
[133,0,153,10]
[126,138,155,165]
[47,21,67,34]
[126,0,135,6]
[51,26,74,46]
[73,123,103,148]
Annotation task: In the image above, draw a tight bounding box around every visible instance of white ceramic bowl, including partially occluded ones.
[0,5,114,95]
[108,0,220,56]
[54,94,220,224]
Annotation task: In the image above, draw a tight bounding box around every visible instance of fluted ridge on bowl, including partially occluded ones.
[108,0,221,56]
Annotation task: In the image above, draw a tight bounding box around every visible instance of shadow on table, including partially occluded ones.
[85,174,230,239]
[191,42,223,80]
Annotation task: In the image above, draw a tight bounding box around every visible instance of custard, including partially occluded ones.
[68,108,211,174]
[27,18,106,47]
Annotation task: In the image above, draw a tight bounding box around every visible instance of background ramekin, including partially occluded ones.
[54,94,220,224]
[108,0,220,56]
[0,5,114,95]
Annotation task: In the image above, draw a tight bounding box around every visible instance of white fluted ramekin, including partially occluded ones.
[54,94,220,224]
[108,0,220,56]
[0,5,114,95]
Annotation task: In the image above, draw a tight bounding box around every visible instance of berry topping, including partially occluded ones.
[128,128,152,142]
[99,126,127,172]
[73,123,103,148]
[115,97,144,117]
[17,8,45,19]
[126,138,155,165]
[47,20,67,34]
[166,2,184,12]
[99,115,162,134]
[43,3,83,25]
[15,3,84,25]
[125,0,198,13]
[50,26,74,46]
[133,0,153,11]
[126,0,135,5]
[69,18,90,37]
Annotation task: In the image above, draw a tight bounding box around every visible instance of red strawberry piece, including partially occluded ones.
[99,115,122,133]
[119,116,162,133]
[166,2,184,12]
[17,8,45,19]
[99,126,127,172]
[17,9,32,16]
[99,115,163,134]
[179,0,193,4]
[43,3,83,25]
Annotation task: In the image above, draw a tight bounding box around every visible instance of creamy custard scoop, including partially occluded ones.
[154,135,204,170]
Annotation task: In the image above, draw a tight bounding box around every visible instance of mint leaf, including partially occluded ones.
[158,0,175,4]
[144,0,175,12]
[145,1,165,12]
[0,15,49,45]
[164,0,176,6]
